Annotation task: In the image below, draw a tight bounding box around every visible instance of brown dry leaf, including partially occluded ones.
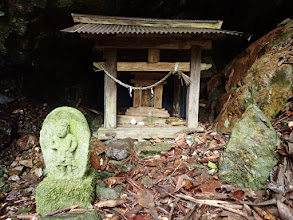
[200,179,221,193]
[230,190,244,201]
[136,191,158,220]
[16,135,38,151]
[277,200,293,220]
[90,152,101,170]
[104,177,125,188]
[133,214,153,220]
[176,138,186,147]
[174,174,195,192]
[198,152,220,163]
[155,185,174,198]
[143,159,162,167]
[125,205,143,219]
[91,137,105,154]
[95,199,126,208]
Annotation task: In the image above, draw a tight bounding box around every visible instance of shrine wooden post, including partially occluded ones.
[187,46,201,128]
[104,49,117,128]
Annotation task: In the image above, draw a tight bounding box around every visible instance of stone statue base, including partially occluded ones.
[36,169,96,215]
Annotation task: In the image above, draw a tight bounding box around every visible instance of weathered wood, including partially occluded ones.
[141,90,152,107]
[117,115,166,124]
[97,125,203,140]
[98,61,211,72]
[104,49,117,128]
[173,76,181,117]
[154,85,163,108]
[125,107,170,118]
[93,38,212,50]
[131,72,166,80]
[130,79,167,85]
[72,13,223,29]
[148,49,160,63]
[133,83,142,107]
[187,46,201,128]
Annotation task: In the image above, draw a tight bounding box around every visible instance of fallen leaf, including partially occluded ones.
[277,200,293,220]
[230,190,244,200]
[174,174,195,192]
[104,177,125,188]
[208,161,217,169]
[200,180,221,193]
[16,135,38,151]
[136,191,158,220]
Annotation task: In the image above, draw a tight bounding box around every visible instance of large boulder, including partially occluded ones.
[215,20,293,133]
[219,105,280,190]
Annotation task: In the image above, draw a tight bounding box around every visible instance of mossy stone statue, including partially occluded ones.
[36,107,96,215]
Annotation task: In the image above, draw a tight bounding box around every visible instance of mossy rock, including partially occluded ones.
[108,160,131,173]
[135,141,172,158]
[36,169,96,215]
[219,105,280,190]
[96,181,122,199]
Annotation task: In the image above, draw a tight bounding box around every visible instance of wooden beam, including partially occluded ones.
[72,13,223,29]
[186,46,201,128]
[154,85,163,108]
[130,79,167,85]
[133,83,142,107]
[96,62,211,72]
[117,115,166,125]
[173,76,181,117]
[104,49,117,128]
[97,126,203,140]
[93,37,212,50]
[148,49,160,63]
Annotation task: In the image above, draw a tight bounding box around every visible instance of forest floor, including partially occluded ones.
[1,86,293,219]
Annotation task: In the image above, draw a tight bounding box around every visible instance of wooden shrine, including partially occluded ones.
[62,14,243,139]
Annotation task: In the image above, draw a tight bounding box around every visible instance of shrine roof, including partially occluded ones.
[61,13,244,37]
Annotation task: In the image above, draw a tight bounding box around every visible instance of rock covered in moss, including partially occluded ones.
[108,160,131,172]
[135,141,172,158]
[36,168,97,215]
[96,181,122,200]
[216,21,293,133]
[219,105,280,190]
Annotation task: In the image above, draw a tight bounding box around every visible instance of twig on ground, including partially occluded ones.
[168,198,179,220]
[44,205,78,216]
[177,194,251,220]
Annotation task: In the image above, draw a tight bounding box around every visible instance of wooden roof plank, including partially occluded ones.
[72,13,223,29]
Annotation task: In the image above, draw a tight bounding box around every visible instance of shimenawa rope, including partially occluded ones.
[93,62,191,97]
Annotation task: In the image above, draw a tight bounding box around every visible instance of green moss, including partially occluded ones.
[271,69,291,87]
[96,171,115,180]
[219,105,280,190]
[96,182,122,199]
[269,26,293,47]
[36,169,96,215]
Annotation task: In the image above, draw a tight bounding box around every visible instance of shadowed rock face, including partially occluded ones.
[215,21,293,134]
[219,105,280,190]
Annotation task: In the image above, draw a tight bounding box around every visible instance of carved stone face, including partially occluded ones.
[57,123,68,138]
